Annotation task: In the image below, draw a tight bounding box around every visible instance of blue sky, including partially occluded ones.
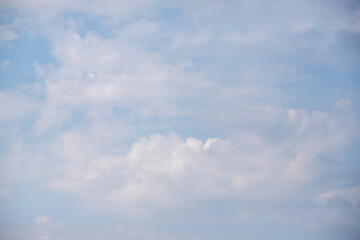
[0,0,360,239]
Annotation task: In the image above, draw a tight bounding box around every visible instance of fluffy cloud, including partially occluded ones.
[40,105,357,215]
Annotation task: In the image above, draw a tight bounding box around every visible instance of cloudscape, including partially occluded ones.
[0,0,359,239]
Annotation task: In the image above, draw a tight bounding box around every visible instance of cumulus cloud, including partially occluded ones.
[41,104,357,212]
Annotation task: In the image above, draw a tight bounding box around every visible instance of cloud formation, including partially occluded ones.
[0,0,359,239]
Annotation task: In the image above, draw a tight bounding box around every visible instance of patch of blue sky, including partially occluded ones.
[147,211,319,240]
[0,182,94,225]
[0,183,148,227]
[0,7,19,24]
[59,10,117,38]
[0,182,165,227]
[0,35,54,90]
[277,73,360,110]
[336,147,360,184]
[314,33,360,71]
[159,7,182,22]
[58,8,184,40]
[168,116,227,139]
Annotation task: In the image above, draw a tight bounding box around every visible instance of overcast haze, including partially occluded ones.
[0,0,360,239]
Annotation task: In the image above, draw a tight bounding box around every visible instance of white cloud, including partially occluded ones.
[37,103,356,212]
[0,91,36,122]
[35,216,52,225]
[0,25,17,45]
[316,186,360,208]
[46,133,230,208]
[120,19,159,38]
[29,27,215,133]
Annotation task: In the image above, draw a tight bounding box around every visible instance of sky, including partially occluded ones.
[0,0,360,239]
